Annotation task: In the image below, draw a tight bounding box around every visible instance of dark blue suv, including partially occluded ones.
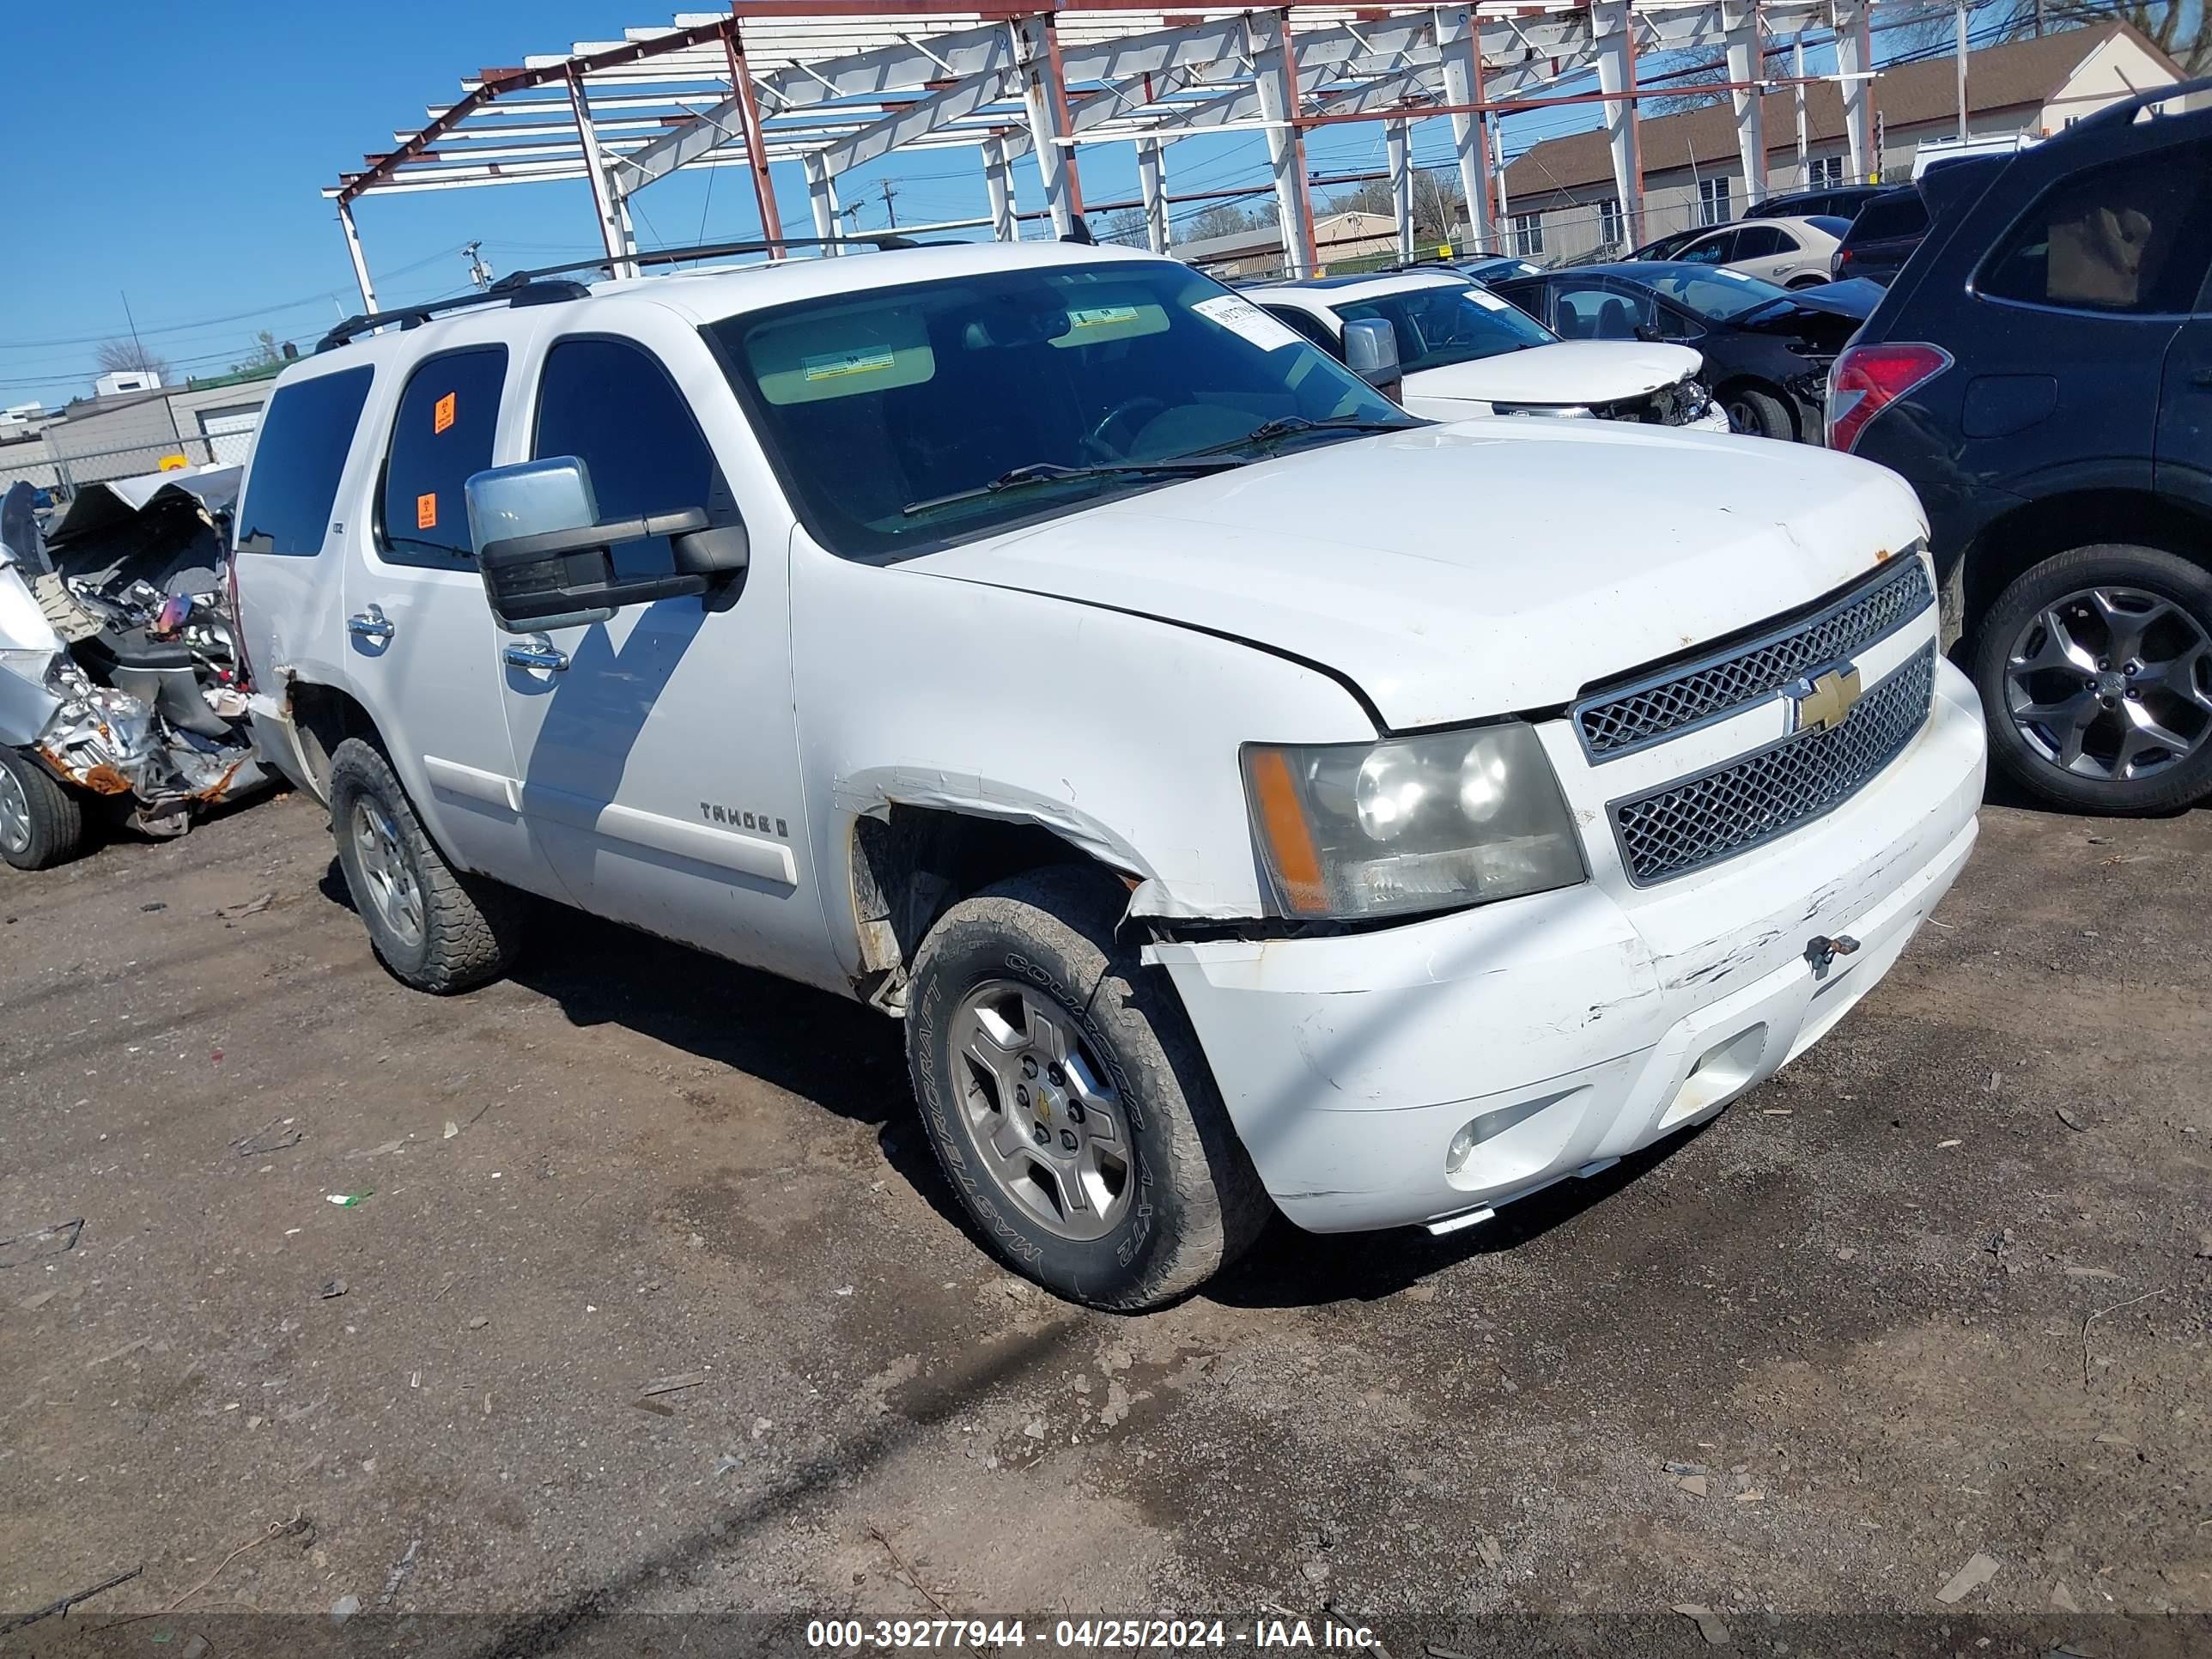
[1832,78,2212,815]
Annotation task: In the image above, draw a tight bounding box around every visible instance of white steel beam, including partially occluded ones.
[805,153,842,252]
[337,199,378,313]
[1249,11,1315,278]
[1138,138,1169,253]
[568,68,637,276]
[983,134,1019,241]
[1723,0,1768,207]
[1013,15,1083,238]
[1591,0,1645,247]
[1436,5,1494,256]
[1836,0,1876,182]
[1387,120,1413,264]
[815,66,1014,178]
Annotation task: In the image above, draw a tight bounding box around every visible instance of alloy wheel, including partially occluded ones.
[951,979,1133,1243]
[351,799,426,948]
[2003,586,2212,781]
[0,765,30,856]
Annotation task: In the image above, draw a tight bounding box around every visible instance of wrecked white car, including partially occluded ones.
[234,240,1983,1310]
[1244,270,1729,428]
[0,470,267,869]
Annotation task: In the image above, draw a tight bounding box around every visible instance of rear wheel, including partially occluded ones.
[0,748,84,872]
[1724,385,1796,441]
[1786,274,1829,289]
[327,738,527,991]
[905,866,1269,1310]
[1972,543,2212,814]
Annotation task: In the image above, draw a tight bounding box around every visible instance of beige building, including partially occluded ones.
[1176,210,1403,279]
[1498,21,2190,264]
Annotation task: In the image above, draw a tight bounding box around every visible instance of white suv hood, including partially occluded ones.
[915,421,1928,732]
[1403,340,1703,409]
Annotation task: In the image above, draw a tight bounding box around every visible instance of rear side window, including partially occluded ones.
[234,367,374,557]
[1978,141,2212,316]
[380,346,507,569]
[1261,305,1341,356]
[1852,192,1928,242]
[532,337,732,577]
[1734,226,1787,258]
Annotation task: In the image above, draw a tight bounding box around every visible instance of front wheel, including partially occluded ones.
[904,866,1269,1310]
[0,748,84,871]
[1972,543,2212,814]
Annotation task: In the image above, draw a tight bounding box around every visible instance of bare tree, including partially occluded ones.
[1101,207,1151,248]
[2031,0,2207,70]
[94,337,173,385]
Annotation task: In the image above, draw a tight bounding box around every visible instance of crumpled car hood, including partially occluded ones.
[1403,340,1705,408]
[914,420,1928,732]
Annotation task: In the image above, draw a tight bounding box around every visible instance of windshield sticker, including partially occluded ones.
[803,347,897,382]
[433,391,457,434]
[1463,288,1511,311]
[415,492,437,531]
[1050,301,1170,348]
[1067,306,1140,329]
[1716,268,1750,281]
[1192,294,1304,353]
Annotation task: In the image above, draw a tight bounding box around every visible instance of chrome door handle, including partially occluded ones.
[502,636,569,672]
[347,605,395,643]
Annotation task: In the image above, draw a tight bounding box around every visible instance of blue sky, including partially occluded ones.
[0,0,1817,410]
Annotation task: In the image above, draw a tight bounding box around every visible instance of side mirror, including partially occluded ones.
[1341,317,1403,403]
[464,457,747,633]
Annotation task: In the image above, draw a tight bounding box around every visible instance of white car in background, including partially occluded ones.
[1668,216,1851,289]
[1246,270,1728,429]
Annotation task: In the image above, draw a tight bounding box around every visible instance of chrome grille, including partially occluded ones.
[1575,556,1933,760]
[1609,645,1936,886]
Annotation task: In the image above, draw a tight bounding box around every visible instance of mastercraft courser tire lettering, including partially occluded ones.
[905,866,1269,1310]
[326,737,528,994]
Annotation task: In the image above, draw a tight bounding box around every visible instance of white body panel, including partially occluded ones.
[1674,216,1846,287]
[231,240,1985,1239]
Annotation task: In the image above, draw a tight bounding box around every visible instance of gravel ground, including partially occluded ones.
[1,788,2207,1657]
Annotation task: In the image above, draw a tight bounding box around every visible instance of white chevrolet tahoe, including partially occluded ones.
[232,240,1985,1310]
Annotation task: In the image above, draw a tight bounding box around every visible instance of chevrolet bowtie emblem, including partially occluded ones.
[1790,662,1863,734]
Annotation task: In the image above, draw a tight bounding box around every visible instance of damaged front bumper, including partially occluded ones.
[1148,660,1985,1235]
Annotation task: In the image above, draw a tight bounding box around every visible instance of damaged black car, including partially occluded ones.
[0,468,270,869]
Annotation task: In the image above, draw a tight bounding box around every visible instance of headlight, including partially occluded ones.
[1242,724,1586,921]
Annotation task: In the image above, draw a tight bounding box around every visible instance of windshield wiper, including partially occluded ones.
[1177,413,1419,459]
[900,458,1237,518]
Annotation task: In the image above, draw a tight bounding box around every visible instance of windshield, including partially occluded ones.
[708,260,1407,559]
[1331,283,1556,374]
[1638,267,1795,321]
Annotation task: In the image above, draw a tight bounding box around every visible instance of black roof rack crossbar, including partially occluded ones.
[316,278,592,352]
[489,231,924,290]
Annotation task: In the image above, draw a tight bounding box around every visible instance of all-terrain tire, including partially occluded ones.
[0,747,84,871]
[905,866,1271,1310]
[1726,384,1796,441]
[326,737,527,993]
[1971,543,2212,816]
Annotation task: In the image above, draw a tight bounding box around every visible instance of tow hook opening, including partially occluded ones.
[1804,933,1861,977]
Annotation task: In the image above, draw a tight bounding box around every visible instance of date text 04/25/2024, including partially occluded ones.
[805,1618,1377,1650]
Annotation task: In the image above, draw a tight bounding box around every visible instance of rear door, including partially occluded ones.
[340,331,565,897]
[2152,147,2212,517]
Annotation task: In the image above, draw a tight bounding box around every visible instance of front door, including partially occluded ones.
[498,315,830,986]
[340,334,564,899]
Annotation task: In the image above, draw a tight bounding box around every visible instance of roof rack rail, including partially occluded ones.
[488,231,924,289]
[314,233,926,355]
[2071,70,2212,137]
[316,278,592,352]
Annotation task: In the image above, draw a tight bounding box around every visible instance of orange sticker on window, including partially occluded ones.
[433,392,457,434]
[416,492,438,531]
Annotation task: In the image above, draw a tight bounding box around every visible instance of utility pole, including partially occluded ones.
[120,290,149,377]
[463,240,495,290]
[877,177,900,229]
